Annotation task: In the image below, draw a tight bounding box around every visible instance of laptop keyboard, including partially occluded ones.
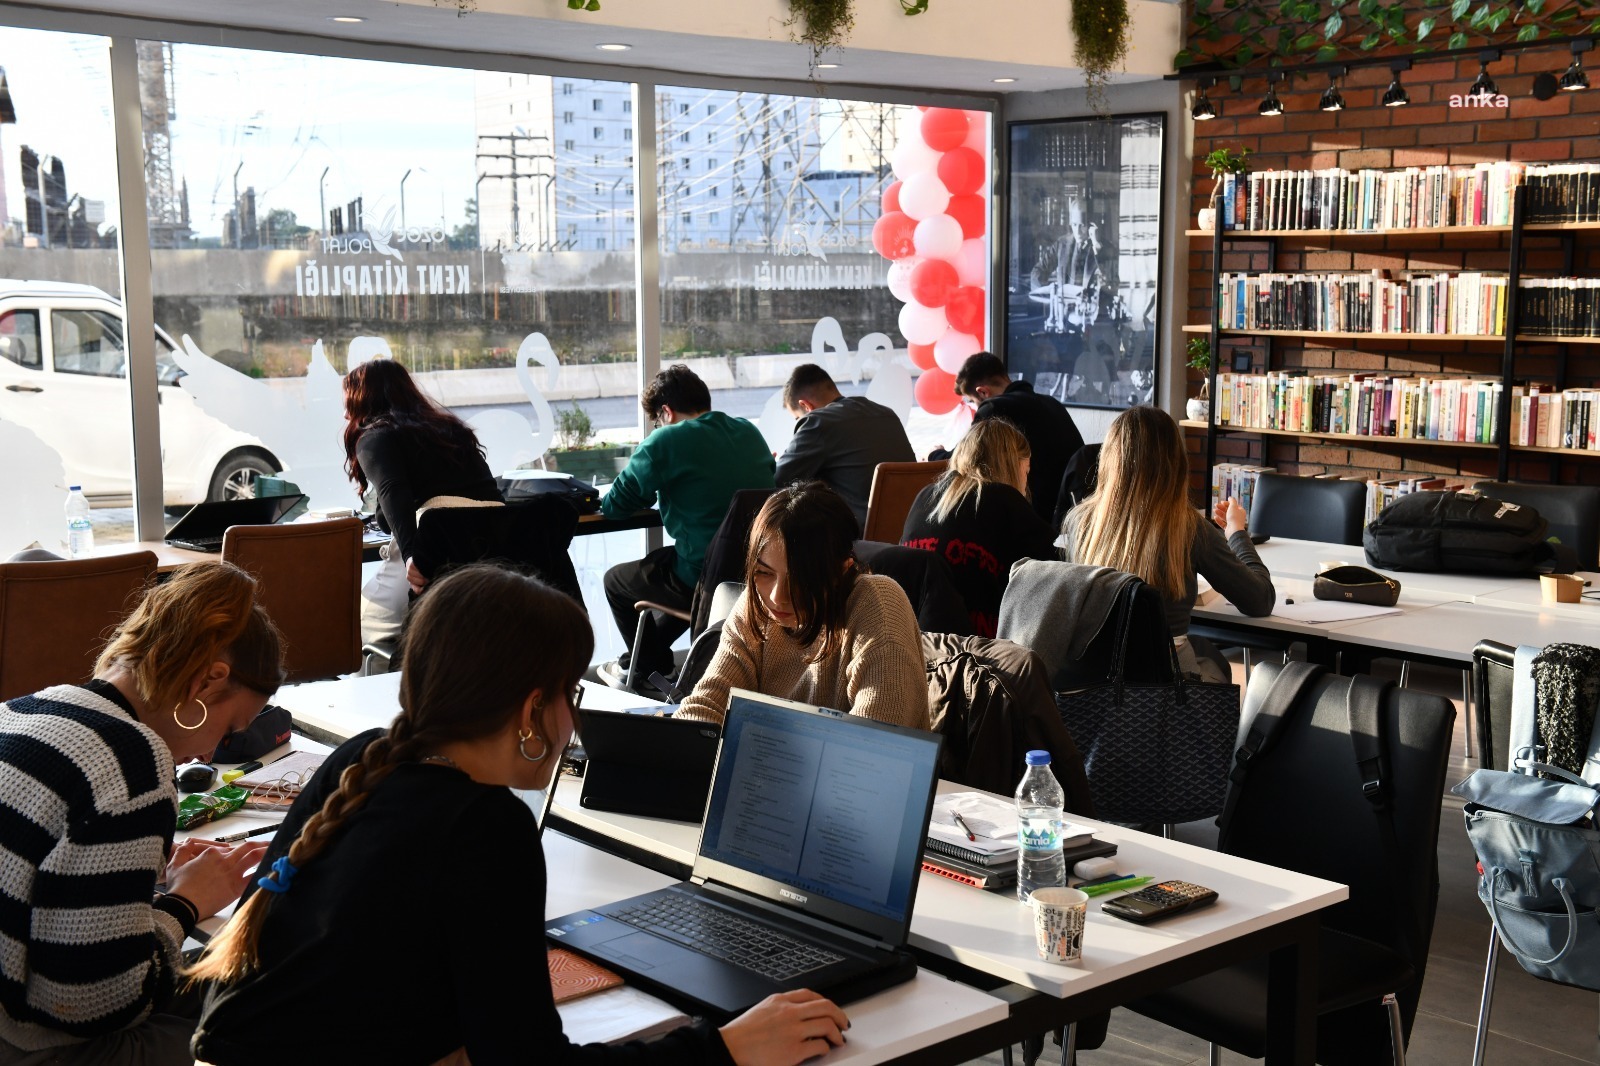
[165,536,223,553]
[611,894,845,981]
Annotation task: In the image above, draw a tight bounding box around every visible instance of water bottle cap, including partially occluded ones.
[68,485,81,491]
[1025,750,1051,766]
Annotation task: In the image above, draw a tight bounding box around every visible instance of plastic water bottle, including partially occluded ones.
[64,486,94,558]
[1016,749,1066,902]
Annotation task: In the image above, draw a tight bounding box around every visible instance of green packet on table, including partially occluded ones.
[177,785,248,831]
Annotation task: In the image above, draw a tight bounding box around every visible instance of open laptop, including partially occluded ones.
[545,688,942,1019]
[575,708,722,822]
[163,494,307,553]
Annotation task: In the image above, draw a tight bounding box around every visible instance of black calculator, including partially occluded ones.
[1102,880,1219,924]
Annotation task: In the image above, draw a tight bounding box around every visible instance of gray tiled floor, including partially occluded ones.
[963,659,1600,1066]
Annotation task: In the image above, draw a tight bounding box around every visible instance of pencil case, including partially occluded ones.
[177,785,248,830]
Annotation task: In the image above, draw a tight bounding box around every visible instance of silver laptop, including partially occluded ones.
[544,688,942,1019]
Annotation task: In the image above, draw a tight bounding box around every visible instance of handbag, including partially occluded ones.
[1452,761,1600,992]
[1313,565,1400,607]
[1054,582,1241,824]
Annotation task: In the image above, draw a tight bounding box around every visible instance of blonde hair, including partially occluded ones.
[1068,406,1198,600]
[929,419,1031,524]
[93,561,283,718]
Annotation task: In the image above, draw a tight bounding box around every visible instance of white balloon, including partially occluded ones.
[898,301,948,346]
[955,238,988,287]
[886,258,919,303]
[934,329,983,374]
[898,171,951,221]
[891,138,941,182]
[962,111,989,154]
[913,214,964,262]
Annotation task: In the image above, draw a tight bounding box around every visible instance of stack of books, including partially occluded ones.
[922,791,1114,893]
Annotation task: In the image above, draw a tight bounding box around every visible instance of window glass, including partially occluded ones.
[653,88,991,459]
[0,28,134,556]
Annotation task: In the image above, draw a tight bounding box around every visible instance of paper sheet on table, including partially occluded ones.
[558,984,691,1044]
[1271,598,1403,623]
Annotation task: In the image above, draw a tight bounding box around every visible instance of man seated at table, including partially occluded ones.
[773,363,914,528]
[955,351,1086,528]
[598,364,775,688]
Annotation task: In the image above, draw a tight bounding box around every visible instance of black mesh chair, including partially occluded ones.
[1249,471,1368,545]
[1472,481,1600,570]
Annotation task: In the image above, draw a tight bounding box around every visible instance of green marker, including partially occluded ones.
[1080,875,1153,898]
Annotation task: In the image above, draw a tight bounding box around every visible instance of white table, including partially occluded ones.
[544,829,1009,1063]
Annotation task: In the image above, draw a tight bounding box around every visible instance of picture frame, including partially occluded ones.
[1003,112,1166,411]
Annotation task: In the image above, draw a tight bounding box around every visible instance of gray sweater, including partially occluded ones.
[773,395,914,527]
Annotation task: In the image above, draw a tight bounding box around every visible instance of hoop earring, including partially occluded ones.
[173,698,208,732]
[517,727,549,763]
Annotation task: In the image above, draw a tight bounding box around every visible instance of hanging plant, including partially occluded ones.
[1072,0,1133,116]
[787,0,856,72]
[567,0,601,9]
[900,0,932,11]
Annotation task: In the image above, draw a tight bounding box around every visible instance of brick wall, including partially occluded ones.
[1186,51,1600,497]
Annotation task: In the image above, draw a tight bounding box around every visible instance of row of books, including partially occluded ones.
[1511,386,1600,450]
[1216,161,1526,232]
[1216,271,1510,336]
[1209,465,1477,531]
[1209,462,1272,514]
[1518,278,1600,337]
[1211,372,1505,444]
[1525,163,1600,223]
[1364,476,1467,527]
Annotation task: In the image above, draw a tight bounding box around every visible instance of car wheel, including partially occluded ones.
[208,451,278,502]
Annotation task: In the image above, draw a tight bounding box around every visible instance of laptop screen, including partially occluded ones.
[694,689,941,942]
[165,494,306,542]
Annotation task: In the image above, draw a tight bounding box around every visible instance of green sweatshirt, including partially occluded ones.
[600,410,776,586]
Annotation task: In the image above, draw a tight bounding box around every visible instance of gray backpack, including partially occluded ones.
[1452,643,1600,991]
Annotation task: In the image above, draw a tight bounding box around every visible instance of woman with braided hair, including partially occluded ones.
[190,564,849,1066]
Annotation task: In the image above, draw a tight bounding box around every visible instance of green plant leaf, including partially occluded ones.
[1486,6,1509,30]
[1324,11,1344,37]
[1205,23,1223,39]
[1550,7,1577,22]
[1448,30,1469,46]
[1516,22,1540,39]
[1416,14,1437,38]
[1469,4,1491,26]
[1229,74,1244,91]
[1294,30,1318,48]
[584,0,600,9]
[1357,0,1379,17]
[1525,0,1545,13]
[1589,15,1600,32]
[1238,43,1257,64]
[1316,43,1339,60]
[1361,30,1382,46]
[1450,0,1470,17]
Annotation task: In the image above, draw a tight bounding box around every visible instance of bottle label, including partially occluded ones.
[1019,815,1059,853]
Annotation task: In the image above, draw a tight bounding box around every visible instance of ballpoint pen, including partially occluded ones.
[952,812,977,842]
[213,822,283,843]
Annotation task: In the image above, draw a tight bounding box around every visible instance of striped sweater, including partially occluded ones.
[0,684,191,1051]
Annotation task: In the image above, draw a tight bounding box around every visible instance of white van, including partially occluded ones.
[0,280,280,506]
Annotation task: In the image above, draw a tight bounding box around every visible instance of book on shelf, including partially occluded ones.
[1219,161,1526,232]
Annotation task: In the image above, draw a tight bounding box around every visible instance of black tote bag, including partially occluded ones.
[1055,583,1242,825]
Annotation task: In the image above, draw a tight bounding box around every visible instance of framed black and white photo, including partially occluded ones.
[1004,113,1165,410]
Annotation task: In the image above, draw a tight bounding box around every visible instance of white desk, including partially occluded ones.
[544,829,1009,1064]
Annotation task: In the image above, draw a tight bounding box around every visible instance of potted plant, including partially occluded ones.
[1071,0,1132,117]
[545,402,635,485]
[1185,337,1212,422]
[787,0,855,73]
[1199,146,1250,232]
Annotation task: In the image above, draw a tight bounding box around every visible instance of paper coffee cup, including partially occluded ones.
[1318,560,1345,574]
[1029,886,1089,964]
[1540,573,1584,604]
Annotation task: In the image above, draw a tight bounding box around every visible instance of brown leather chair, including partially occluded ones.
[223,518,363,683]
[861,459,947,544]
[0,552,157,702]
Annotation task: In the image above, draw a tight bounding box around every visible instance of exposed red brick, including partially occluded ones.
[1508,95,1576,120]
[1541,115,1600,139]
[1509,139,1573,162]
[1304,251,1353,270]
[1338,148,1394,170]
[1388,104,1450,127]
[1476,119,1541,143]
[1361,127,1420,148]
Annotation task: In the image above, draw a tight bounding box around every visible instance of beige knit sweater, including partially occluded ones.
[676,574,930,730]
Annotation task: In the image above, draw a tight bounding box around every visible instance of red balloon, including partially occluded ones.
[909,259,959,308]
[871,211,917,261]
[914,366,961,415]
[946,194,986,240]
[882,180,902,214]
[920,108,970,152]
[908,342,937,371]
[946,286,986,337]
[938,147,986,196]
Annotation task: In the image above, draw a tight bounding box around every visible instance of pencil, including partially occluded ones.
[213,822,283,843]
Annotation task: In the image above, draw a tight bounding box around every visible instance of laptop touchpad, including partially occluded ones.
[593,931,685,970]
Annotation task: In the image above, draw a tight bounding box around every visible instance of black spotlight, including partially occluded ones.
[1259,72,1284,116]
[1193,76,1218,120]
[1471,51,1501,99]
[1562,41,1591,92]
[1320,67,1347,112]
[1384,60,1411,107]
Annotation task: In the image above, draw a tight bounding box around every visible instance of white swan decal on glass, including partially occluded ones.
[465,332,559,474]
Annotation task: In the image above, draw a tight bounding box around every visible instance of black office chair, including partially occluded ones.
[1249,471,1368,545]
[853,539,973,636]
[1052,442,1101,529]
[1472,481,1600,571]
[1128,662,1456,1066]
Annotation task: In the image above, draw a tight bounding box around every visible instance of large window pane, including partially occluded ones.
[654,89,991,460]
[0,28,131,556]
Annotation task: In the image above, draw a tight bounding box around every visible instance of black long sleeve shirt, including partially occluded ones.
[356,424,500,562]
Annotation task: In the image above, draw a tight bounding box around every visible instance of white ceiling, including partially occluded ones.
[7,0,1174,97]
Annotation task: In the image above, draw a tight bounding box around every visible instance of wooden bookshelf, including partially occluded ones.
[1512,443,1600,456]
[1181,323,1505,342]
[1187,221,1600,238]
[1180,420,1500,450]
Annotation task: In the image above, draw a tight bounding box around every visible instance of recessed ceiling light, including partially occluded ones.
[596,43,632,51]
[992,77,1017,84]
[816,63,840,69]
[328,15,364,22]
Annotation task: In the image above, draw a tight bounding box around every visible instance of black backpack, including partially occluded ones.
[1364,490,1576,575]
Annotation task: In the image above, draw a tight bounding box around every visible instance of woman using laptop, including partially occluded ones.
[899,418,1059,637]
[190,564,849,1066]
[676,481,930,729]
[342,358,503,649]
[0,562,283,1064]
[1062,405,1274,682]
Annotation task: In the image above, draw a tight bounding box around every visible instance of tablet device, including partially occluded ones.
[574,708,722,823]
